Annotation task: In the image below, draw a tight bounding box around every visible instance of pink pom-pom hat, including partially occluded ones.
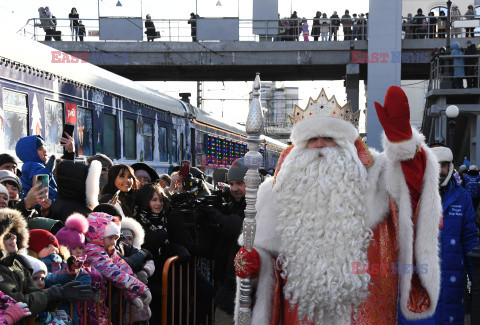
[55,213,89,251]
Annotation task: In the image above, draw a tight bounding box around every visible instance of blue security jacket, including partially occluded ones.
[398,178,478,324]
[15,135,57,202]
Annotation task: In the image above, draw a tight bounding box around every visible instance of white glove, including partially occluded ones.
[141,289,152,306]
[131,297,144,312]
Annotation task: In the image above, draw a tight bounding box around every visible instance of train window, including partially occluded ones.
[171,129,178,163]
[103,113,117,159]
[44,99,64,156]
[3,89,28,151]
[124,118,136,160]
[76,107,93,156]
[159,126,168,162]
[143,123,153,161]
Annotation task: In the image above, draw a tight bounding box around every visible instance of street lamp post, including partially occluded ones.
[446,105,459,153]
[446,0,452,53]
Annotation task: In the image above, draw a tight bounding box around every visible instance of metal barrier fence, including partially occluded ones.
[162,256,215,325]
[429,54,480,90]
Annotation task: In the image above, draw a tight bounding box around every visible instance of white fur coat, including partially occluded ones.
[234,129,442,324]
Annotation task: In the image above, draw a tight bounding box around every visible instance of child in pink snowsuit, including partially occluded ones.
[83,212,151,322]
[302,19,310,41]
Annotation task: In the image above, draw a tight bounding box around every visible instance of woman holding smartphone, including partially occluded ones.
[99,164,138,218]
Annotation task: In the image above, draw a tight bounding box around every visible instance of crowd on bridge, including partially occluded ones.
[431,40,480,89]
[0,131,275,324]
[403,4,477,39]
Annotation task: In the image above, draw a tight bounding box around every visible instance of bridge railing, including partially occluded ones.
[21,17,369,42]
[402,14,480,39]
[429,54,480,90]
[19,15,480,43]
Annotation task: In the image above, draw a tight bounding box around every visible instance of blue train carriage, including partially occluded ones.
[190,104,287,175]
[0,34,190,174]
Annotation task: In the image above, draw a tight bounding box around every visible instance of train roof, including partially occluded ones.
[0,33,186,116]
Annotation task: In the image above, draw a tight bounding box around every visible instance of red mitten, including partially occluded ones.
[3,302,31,325]
[235,247,260,279]
[374,85,412,143]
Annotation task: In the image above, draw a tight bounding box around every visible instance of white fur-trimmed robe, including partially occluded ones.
[235,129,442,324]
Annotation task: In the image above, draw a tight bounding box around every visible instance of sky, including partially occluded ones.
[0,0,369,126]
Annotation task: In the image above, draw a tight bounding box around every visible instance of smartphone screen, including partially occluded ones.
[63,124,75,138]
[179,161,191,178]
[34,174,49,195]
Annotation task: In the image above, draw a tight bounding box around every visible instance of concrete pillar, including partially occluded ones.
[367,0,402,150]
[345,64,360,112]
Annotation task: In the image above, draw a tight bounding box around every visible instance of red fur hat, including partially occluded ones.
[28,229,59,255]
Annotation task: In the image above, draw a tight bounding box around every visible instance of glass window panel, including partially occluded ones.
[44,99,64,155]
[3,89,28,151]
[124,118,136,160]
[160,126,168,162]
[143,123,153,161]
[4,111,27,151]
[103,114,117,159]
[171,129,178,163]
[77,107,93,156]
[4,89,27,108]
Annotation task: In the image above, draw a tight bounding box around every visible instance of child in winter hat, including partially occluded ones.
[56,213,104,325]
[28,229,59,260]
[121,217,155,281]
[84,212,151,315]
[55,213,89,258]
[28,228,91,325]
[120,216,154,322]
[22,254,48,289]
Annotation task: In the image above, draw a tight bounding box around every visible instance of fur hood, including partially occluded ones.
[121,217,145,248]
[0,208,29,259]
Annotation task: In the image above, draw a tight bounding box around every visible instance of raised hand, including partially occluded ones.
[374,85,412,142]
[60,133,75,153]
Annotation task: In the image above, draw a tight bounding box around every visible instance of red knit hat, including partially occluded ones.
[28,229,59,255]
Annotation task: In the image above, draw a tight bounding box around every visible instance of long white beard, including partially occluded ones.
[274,142,372,324]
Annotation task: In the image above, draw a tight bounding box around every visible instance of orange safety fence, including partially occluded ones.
[161,256,215,325]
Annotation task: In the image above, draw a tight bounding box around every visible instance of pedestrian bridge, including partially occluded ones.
[42,38,463,81]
